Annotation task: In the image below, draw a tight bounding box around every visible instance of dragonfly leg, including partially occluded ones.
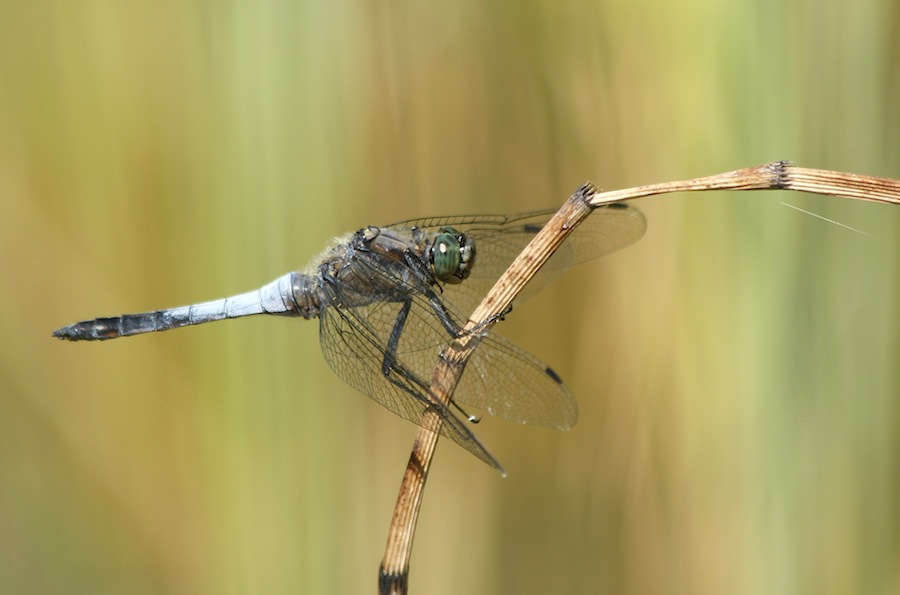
[381,299,416,379]
[452,400,481,424]
[380,299,443,401]
[403,247,438,287]
[421,291,465,338]
[421,288,509,339]
[401,247,474,337]
[378,299,472,425]
[401,245,503,339]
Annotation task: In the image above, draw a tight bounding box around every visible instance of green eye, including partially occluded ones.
[431,228,475,283]
[432,232,461,281]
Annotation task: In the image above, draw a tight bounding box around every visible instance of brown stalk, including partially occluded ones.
[378,161,900,594]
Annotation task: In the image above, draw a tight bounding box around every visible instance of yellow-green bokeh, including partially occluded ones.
[2,1,898,594]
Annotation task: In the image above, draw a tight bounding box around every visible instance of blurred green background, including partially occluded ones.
[2,0,898,593]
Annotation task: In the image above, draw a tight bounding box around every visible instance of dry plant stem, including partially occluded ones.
[379,160,900,594]
[782,166,900,205]
[588,161,900,206]
[378,185,597,594]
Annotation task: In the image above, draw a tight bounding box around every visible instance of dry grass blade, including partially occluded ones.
[589,161,900,206]
[379,183,597,594]
[782,166,900,204]
[379,161,900,594]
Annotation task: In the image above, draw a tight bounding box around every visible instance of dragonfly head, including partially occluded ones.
[431,227,475,284]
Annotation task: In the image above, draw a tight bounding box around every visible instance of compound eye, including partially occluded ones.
[431,232,462,282]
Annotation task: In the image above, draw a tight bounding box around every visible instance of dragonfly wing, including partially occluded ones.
[315,281,504,471]
[317,246,578,437]
[394,204,646,319]
[469,202,646,272]
[334,284,579,428]
[453,331,578,429]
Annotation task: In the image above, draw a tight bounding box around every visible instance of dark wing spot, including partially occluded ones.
[523,224,543,233]
[544,365,564,384]
[605,203,628,210]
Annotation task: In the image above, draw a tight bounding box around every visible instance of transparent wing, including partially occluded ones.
[454,331,577,428]
[316,204,642,468]
[316,284,505,471]
[315,250,578,461]
[388,203,646,319]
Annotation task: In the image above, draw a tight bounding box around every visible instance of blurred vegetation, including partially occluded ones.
[1,0,898,594]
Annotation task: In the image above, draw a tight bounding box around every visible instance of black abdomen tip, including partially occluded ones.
[52,318,122,341]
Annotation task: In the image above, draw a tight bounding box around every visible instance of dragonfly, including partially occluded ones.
[53,203,646,472]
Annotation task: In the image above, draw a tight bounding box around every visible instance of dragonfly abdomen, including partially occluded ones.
[53,272,319,341]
